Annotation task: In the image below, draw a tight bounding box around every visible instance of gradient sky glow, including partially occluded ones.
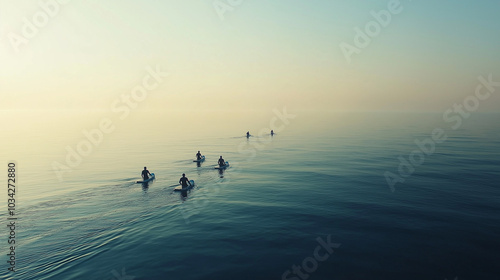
[1,0,500,113]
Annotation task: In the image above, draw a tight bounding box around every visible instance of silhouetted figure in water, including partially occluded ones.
[141,167,151,180]
[246,131,250,138]
[179,173,192,189]
[196,151,202,160]
[271,130,274,136]
[218,156,226,167]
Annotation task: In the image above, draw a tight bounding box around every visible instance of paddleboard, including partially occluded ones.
[174,180,195,191]
[214,162,230,170]
[193,155,205,162]
[136,173,155,183]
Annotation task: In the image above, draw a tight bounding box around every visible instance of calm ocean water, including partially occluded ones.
[1,112,499,280]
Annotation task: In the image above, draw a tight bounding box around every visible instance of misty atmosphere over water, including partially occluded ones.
[2,0,500,279]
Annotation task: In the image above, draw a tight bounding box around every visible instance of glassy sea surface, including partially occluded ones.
[1,111,499,280]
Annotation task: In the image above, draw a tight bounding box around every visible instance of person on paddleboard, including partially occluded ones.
[246,131,250,137]
[196,151,202,160]
[218,156,226,167]
[142,167,151,180]
[271,130,274,136]
[179,173,192,189]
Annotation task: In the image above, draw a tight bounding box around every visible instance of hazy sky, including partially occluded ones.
[1,0,499,113]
